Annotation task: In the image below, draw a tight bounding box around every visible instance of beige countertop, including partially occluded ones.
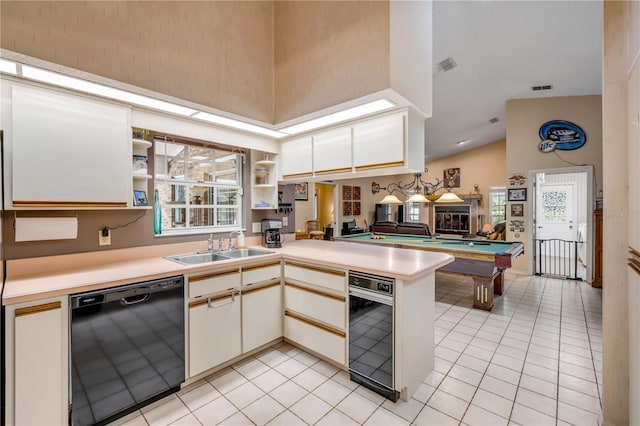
[2,239,453,306]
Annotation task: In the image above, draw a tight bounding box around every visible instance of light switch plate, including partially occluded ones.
[252,222,261,233]
[282,216,288,226]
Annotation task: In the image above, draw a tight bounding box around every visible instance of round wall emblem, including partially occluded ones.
[538,120,586,152]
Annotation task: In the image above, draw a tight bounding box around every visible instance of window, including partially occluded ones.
[489,187,506,225]
[154,137,243,234]
[407,202,420,222]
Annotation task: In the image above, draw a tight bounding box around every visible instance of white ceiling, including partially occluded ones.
[425,0,603,161]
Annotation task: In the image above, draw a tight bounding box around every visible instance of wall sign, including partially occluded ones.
[538,120,586,152]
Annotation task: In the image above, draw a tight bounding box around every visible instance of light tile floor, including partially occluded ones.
[110,272,602,426]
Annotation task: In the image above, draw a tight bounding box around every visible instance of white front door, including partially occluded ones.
[535,183,577,244]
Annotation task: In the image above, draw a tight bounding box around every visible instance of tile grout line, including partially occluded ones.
[449,273,529,425]
[505,275,552,424]
[578,279,604,423]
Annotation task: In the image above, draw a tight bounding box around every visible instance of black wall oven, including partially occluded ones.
[348,271,398,401]
[69,276,184,426]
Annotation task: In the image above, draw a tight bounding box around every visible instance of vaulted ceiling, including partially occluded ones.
[426,1,603,161]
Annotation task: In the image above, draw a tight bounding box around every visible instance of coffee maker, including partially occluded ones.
[261,218,283,248]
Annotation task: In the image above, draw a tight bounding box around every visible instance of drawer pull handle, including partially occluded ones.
[484,288,488,303]
[208,290,236,309]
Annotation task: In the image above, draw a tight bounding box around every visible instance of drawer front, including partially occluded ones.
[189,269,241,299]
[284,284,345,330]
[284,312,346,366]
[284,262,346,293]
[243,261,281,287]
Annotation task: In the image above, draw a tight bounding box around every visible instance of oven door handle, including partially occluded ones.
[349,286,393,306]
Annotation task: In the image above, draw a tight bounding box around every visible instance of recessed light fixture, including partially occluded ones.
[456,139,469,145]
[193,112,287,138]
[278,99,395,135]
[531,84,553,91]
[437,57,457,72]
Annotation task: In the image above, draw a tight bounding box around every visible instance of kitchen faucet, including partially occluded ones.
[207,234,214,251]
[218,237,225,252]
[229,231,240,250]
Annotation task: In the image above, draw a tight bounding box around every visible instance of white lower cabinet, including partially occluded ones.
[284,283,345,330]
[283,262,347,366]
[6,297,68,426]
[284,312,346,365]
[242,282,282,353]
[241,260,283,353]
[187,268,242,378]
[188,289,242,378]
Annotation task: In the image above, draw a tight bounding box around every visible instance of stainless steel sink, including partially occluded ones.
[165,252,234,265]
[165,248,274,265]
[219,248,274,258]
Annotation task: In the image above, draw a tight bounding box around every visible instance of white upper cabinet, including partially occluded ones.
[278,108,424,182]
[7,83,130,208]
[313,126,352,174]
[352,113,404,170]
[280,136,313,178]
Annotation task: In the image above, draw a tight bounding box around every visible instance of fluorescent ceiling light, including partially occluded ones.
[279,99,395,135]
[21,65,197,116]
[0,59,17,75]
[193,112,287,138]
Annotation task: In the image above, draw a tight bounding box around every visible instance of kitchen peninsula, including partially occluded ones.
[3,239,453,425]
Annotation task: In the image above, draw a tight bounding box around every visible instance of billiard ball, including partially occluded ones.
[468,242,474,247]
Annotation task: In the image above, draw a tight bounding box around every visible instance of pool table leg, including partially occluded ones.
[472,277,494,311]
[494,270,504,295]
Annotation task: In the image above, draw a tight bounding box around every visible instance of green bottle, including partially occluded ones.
[154,189,162,235]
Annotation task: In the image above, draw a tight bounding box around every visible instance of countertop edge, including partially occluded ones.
[3,240,454,305]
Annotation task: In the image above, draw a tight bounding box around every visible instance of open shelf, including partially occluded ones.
[132,138,153,149]
[132,174,152,180]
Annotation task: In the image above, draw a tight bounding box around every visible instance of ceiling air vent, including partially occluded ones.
[531,84,553,91]
[437,57,457,72]
[489,117,499,124]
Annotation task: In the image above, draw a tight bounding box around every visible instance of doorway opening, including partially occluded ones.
[531,166,594,282]
[315,182,338,240]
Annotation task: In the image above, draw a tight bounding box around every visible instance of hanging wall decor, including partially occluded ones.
[538,120,586,153]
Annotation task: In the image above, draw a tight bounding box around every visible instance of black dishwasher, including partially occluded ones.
[69,276,184,426]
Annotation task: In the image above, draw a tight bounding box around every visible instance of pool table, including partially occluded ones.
[336,233,524,310]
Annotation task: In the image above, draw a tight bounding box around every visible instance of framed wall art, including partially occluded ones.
[511,203,524,217]
[508,188,527,201]
[294,183,308,201]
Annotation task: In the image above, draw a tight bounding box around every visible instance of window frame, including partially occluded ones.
[489,186,507,226]
[153,137,244,236]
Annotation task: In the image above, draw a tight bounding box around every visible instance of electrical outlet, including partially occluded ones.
[98,229,111,246]
[252,222,261,233]
[282,216,288,226]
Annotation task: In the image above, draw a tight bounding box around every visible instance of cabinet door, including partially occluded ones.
[353,113,405,170]
[11,84,130,208]
[242,282,282,353]
[189,290,241,377]
[313,127,352,174]
[14,301,65,425]
[280,136,313,178]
